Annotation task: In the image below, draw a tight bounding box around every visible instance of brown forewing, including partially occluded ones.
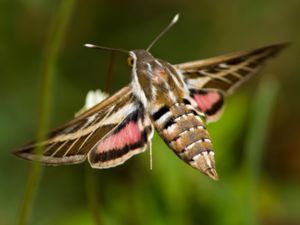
[175,43,288,95]
[14,85,134,165]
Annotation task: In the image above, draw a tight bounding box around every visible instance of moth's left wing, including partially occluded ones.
[15,85,153,168]
[175,43,288,122]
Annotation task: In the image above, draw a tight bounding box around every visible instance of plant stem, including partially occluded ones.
[244,76,279,225]
[17,1,76,225]
[85,165,102,225]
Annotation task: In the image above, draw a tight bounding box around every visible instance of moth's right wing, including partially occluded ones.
[14,85,153,168]
[175,43,288,122]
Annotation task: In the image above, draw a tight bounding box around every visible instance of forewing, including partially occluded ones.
[15,85,153,167]
[175,43,287,122]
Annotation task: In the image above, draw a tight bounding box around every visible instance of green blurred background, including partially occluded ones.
[1,0,300,225]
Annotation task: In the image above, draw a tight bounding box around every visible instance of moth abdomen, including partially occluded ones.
[152,102,218,179]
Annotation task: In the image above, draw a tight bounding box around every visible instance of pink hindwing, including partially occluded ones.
[191,90,224,122]
[89,105,153,168]
[96,122,141,154]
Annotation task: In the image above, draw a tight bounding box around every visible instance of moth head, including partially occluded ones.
[129,50,157,70]
[130,49,169,88]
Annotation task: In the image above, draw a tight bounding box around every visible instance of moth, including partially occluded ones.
[14,14,287,180]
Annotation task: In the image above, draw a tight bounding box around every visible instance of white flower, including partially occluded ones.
[75,89,109,117]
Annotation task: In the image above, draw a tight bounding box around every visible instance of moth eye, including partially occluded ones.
[127,57,134,67]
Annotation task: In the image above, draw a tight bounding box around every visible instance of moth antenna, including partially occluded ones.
[84,43,129,54]
[146,13,179,51]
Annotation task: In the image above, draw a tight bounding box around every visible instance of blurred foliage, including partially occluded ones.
[17,1,76,225]
[1,0,300,225]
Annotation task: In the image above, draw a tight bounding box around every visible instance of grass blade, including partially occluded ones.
[244,76,280,225]
[17,1,76,224]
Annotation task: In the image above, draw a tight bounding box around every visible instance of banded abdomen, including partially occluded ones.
[151,101,218,180]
